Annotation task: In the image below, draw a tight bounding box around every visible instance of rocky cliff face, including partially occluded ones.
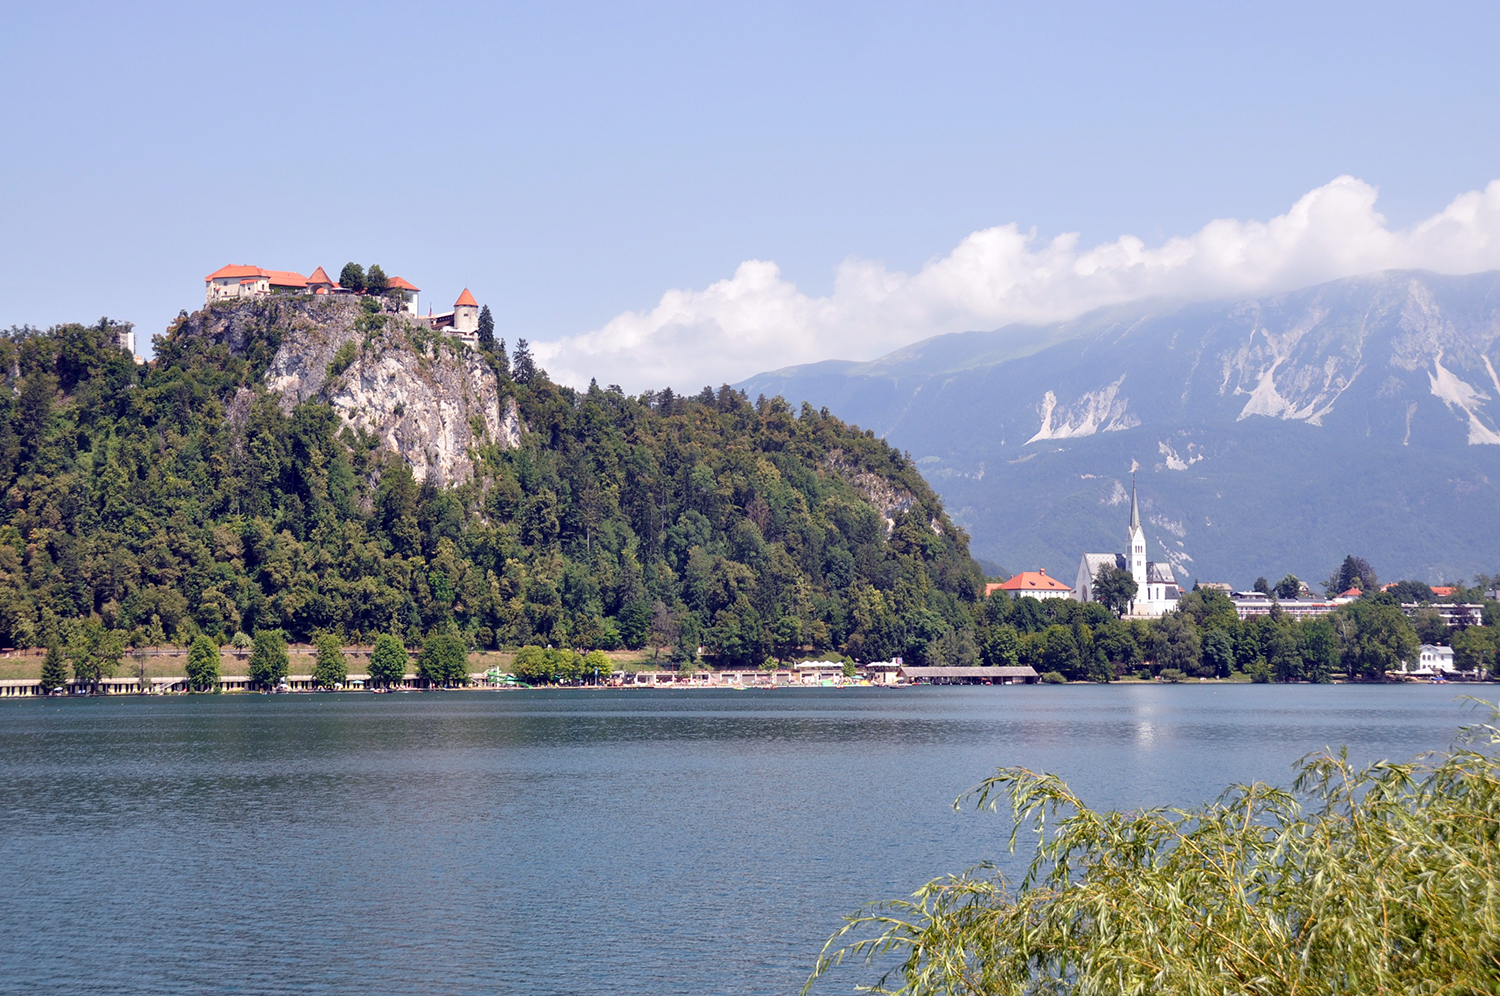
[182,296,519,485]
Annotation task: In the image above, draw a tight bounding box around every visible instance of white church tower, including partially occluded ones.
[1128,474,1147,596]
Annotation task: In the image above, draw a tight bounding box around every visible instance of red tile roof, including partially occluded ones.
[455,288,478,307]
[207,264,265,281]
[263,269,307,288]
[306,266,335,286]
[1338,587,1363,598]
[387,276,420,291]
[1430,586,1457,597]
[998,570,1072,593]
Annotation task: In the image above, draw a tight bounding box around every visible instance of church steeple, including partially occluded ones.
[1127,473,1147,601]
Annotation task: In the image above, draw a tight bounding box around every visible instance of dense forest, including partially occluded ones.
[0,312,983,668]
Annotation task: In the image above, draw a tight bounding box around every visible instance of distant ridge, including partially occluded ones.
[740,269,1500,585]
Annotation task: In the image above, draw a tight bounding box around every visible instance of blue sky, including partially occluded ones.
[4,2,1500,388]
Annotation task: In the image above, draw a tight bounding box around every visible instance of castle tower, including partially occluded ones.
[1127,474,1147,597]
[453,288,479,335]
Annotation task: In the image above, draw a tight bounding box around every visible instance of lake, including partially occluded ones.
[0,684,1482,995]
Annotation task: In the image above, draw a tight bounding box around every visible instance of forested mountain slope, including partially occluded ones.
[742,270,1500,585]
[0,297,981,666]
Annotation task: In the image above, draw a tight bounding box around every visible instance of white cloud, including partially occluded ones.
[535,176,1500,391]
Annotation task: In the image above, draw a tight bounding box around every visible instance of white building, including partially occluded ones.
[427,288,481,345]
[1402,644,1456,677]
[994,569,1073,600]
[1073,477,1180,617]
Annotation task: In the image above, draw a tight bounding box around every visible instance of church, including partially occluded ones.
[1073,478,1181,617]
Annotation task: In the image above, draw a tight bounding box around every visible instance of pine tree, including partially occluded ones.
[39,643,67,694]
[512,338,535,384]
[494,337,510,379]
[477,305,496,353]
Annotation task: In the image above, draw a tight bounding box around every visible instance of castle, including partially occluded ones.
[1072,477,1181,617]
[204,265,481,344]
[204,264,422,315]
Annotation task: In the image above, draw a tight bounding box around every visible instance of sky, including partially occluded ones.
[4,1,1500,390]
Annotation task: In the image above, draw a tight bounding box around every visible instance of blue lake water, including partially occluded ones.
[0,684,1483,995]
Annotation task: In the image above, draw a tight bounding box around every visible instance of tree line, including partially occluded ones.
[0,307,982,689]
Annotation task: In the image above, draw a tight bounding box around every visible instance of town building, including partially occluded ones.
[1073,477,1180,617]
[995,569,1073,600]
[1229,593,1354,621]
[1401,603,1485,627]
[204,264,421,315]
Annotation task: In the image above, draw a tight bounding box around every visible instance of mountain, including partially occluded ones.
[739,270,1500,587]
[0,297,981,665]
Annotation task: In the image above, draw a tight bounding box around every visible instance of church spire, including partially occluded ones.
[1128,473,1141,531]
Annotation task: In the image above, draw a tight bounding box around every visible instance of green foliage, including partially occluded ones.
[368,633,409,687]
[65,619,124,690]
[0,312,985,667]
[39,642,68,693]
[248,629,289,688]
[810,714,1500,996]
[1091,562,1136,617]
[510,644,588,684]
[842,658,856,678]
[327,341,357,378]
[1158,667,1187,682]
[416,632,467,686]
[312,632,347,688]
[477,305,496,353]
[1038,670,1066,684]
[338,263,365,293]
[1274,573,1302,599]
[1334,600,1419,679]
[185,634,220,692]
[364,264,388,295]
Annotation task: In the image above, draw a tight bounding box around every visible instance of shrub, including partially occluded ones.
[1159,667,1187,682]
[1039,670,1067,684]
[327,341,357,378]
[810,711,1500,995]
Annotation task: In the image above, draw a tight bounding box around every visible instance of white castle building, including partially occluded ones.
[1073,477,1181,617]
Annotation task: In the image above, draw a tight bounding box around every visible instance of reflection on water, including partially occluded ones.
[0,684,1476,995]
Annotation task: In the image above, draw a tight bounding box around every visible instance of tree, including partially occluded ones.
[582,649,611,684]
[1253,577,1272,595]
[981,625,1020,667]
[312,632,348,688]
[65,620,124,694]
[618,601,650,650]
[1326,554,1378,596]
[512,338,536,384]
[1452,627,1497,675]
[1334,600,1417,680]
[364,264,388,296]
[477,305,496,353]
[39,642,67,694]
[1387,579,1435,604]
[1299,618,1338,683]
[1148,613,1202,676]
[338,262,365,293]
[1265,625,1304,682]
[1274,574,1302,600]
[648,601,679,661]
[249,629,289,689]
[417,632,468,687]
[1201,627,1235,678]
[186,634,221,692]
[368,633,409,688]
[1092,563,1138,618]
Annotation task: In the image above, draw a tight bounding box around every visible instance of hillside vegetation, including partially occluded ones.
[0,309,982,667]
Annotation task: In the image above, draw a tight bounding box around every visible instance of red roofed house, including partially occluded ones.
[996,569,1073,600]
[205,264,421,315]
